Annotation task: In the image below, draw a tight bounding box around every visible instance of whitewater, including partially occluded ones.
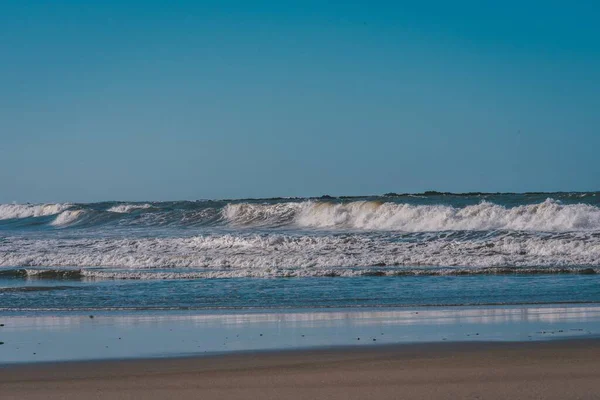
[3,193,600,311]
[2,195,600,231]
[1,194,600,279]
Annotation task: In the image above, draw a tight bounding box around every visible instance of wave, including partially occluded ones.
[225,199,600,232]
[78,266,598,279]
[0,266,596,280]
[86,266,599,279]
[0,203,72,220]
[0,285,78,292]
[107,204,153,213]
[224,202,304,227]
[2,230,600,274]
[0,202,223,228]
[3,198,600,232]
[0,268,84,279]
[51,210,86,226]
[0,199,600,232]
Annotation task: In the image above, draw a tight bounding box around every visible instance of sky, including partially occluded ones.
[1,1,599,202]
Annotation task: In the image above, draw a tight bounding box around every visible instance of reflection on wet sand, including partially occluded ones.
[1,305,598,364]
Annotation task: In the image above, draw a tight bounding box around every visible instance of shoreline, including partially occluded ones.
[1,303,599,364]
[2,334,599,368]
[2,339,600,399]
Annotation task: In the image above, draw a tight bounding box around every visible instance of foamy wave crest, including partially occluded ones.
[2,231,600,275]
[0,265,597,280]
[0,203,72,220]
[0,268,84,279]
[225,199,600,232]
[107,204,153,213]
[51,210,85,226]
[224,203,303,226]
[77,266,599,279]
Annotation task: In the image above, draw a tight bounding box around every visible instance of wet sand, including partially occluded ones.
[1,339,600,400]
[2,305,599,364]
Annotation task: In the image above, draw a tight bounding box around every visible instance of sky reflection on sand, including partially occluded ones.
[1,305,598,364]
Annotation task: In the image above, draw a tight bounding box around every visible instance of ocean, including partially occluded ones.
[1,192,600,313]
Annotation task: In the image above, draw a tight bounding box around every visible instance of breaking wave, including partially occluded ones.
[107,204,153,213]
[0,203,72,220]
[51,210,86,226]
[2,196,600,278]
[0,265,597,280]
[2,198,600,232]
[0,268,84,279]
[223,202,304,227]
[226,199,600,232]
[2,229,600,276]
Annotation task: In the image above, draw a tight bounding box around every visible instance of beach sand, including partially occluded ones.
[1,339,599,399]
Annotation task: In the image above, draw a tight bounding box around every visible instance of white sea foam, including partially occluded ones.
[4,199,597,233]
[2,199,600,278]
[2,231,600,277]
[107,204,153,213]
[51,210,85,226]
[225,199,600,232]
[224,202,304,227]
[0,203,72,220]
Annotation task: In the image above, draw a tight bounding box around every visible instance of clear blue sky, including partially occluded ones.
[2,1,599,202]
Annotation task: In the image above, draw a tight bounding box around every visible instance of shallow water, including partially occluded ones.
[0,305,598,363]
[1,275,600,312]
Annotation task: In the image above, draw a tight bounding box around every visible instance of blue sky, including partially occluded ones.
[1,1,599,202]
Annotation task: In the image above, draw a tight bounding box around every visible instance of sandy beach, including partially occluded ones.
[2,339,599,400]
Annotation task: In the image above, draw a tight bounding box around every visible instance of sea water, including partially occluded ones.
[2,193,600,362]
[1,192,600,312]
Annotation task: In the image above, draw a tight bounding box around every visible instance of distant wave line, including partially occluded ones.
[2,198,600,232]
